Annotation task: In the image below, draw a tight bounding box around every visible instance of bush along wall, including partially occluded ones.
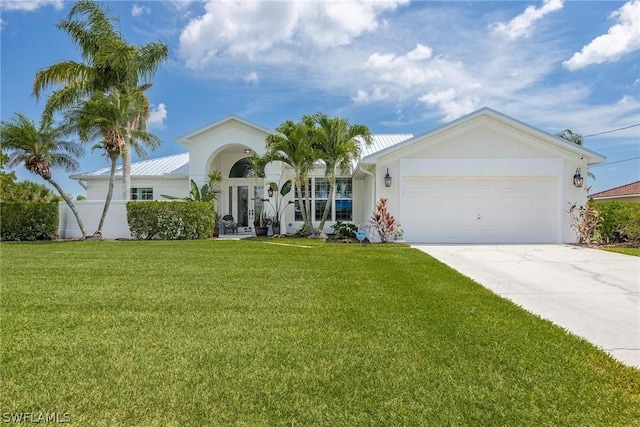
[0,201,59,241]
[127,201,215,240]
[592,200,640,244]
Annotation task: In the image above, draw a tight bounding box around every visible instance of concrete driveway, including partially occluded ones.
[412,244,640,369]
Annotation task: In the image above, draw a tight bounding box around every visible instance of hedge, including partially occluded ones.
[0,201,58,241]
[127,201,215,240]
[592,200,640,244]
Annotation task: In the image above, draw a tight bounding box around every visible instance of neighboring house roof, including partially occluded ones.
[360,107,606,165]
[70,152,189,180]
[590,181,640,200]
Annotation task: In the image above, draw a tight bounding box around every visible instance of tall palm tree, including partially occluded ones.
[66,89,161,236]
[0,113,88,238]
[33,0,168,200]
[264,116,319,235]
[313,113,372,232]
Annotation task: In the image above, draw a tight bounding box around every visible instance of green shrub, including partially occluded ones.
[0,201,58,241]
[330,221,358,238]
[127,201,215,240]
[593,201,640,244]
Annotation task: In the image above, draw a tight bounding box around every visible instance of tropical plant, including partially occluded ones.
[0,113,87,238]
[162,179,217,203]
[330,221,358,238]
[32,0,168,200]
[312,113,372,232]
[369,197,400,243]
[567,188,600,246]
[264,116,319,235]
[65,89,160,236]
[264,179,293,227]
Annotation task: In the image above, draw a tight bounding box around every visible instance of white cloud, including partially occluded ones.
[178,0,408,69]
[148,103,167,129]
[0,0,63,12]
[491,0,563,40]
[244,71,259,86]
[352,87,389,104]
[418,89,478,122]
[563,0,640,71]
[363,44,441,88]
[132,4,151,17]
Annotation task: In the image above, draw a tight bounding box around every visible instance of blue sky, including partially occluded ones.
[1,0,639,197]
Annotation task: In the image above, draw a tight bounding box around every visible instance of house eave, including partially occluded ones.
[361,107,607,165]
[175,114,274,146]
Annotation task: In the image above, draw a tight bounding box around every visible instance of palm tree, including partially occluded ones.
[65,89,161,236]
[32,0,168,200]
[264,116,319,235]
[0,113,88,238]
[313,113,372,232]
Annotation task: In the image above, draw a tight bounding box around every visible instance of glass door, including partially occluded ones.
[227,183,263,233]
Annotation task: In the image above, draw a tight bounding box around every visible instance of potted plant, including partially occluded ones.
[213,212,221,237]
[254,211,269,236]
[263,179,293,235]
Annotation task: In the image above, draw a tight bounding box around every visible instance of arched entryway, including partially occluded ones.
[224,157,264,233]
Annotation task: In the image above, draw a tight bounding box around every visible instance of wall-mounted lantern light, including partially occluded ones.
[267,187,274,198]
[573,168,584,188]
[384,168,392,187]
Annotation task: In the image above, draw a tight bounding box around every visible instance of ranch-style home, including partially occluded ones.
[60,107,605,243]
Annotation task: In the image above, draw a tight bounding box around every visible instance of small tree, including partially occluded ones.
[369,198,401,243]
[567,188,600,246]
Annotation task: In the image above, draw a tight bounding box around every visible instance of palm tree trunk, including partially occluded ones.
[47,178,87,239]
[318,171,335,232]
[122,139,131,200]
[95,157,117,237]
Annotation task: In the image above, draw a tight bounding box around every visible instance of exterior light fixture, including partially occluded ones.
[384,168,392,187]
[267,187,274,198]
[243,148,253,154]
[573,168,584,188]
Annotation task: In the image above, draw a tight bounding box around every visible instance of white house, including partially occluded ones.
[60,107,606,243]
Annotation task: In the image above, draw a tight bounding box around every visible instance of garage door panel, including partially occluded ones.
[401,177,557,243]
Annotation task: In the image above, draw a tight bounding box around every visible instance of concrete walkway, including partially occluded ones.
[412,244,640,369]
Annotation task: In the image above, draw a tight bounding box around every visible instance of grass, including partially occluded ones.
[1,239,639,426]
[602,246,640,257]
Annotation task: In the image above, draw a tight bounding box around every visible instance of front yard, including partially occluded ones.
[1,240,638,426]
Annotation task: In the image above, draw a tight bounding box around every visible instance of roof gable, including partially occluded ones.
[175,115,273,145]
[361,107,606,165]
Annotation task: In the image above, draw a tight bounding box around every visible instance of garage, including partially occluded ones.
[401,176,558,243]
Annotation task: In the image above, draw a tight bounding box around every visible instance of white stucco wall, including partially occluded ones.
[59,200,131,239]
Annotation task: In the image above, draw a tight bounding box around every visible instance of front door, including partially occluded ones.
[226,182,264,233]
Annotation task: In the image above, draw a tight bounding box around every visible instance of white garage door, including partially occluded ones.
[402,177,558,243]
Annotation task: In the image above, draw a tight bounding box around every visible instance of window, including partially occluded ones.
[335,178,353,221]
[131,187,153,200]
[294,177,352,222]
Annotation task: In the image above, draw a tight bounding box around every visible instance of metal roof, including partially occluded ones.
[360,134,414,157]
[71,135,413,179]
[70,152,189,179]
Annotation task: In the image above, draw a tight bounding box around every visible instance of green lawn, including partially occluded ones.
[1,240,639,426]
[603,246,640,257]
